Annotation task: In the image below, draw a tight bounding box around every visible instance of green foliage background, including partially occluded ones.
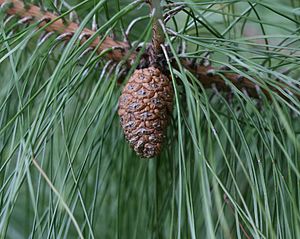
[0,0,299,238]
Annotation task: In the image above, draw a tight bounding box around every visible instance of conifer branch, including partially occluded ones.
[1,0,299,101]
[0,0,130,61]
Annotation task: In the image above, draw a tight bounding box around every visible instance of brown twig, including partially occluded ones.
[1,0,129,62]
[1,0,299,101]
[181,60,269,99]
[149,0,164,56]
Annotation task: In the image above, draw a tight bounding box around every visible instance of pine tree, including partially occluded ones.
[0,0,299,238]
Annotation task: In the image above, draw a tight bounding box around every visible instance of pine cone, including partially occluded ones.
[118,67,173,158]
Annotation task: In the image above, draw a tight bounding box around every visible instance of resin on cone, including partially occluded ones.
[118,67,173,158]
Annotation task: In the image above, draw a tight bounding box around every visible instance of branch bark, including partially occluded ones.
[1,0,299,101]
[1,0,130,61]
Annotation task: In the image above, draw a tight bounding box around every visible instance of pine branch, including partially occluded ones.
[1,0,299,101]
[1,0,130,61]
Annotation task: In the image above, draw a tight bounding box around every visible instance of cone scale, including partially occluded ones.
[118,67,173,158]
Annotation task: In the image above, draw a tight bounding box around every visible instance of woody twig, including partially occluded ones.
[1,0,299,101]
[149,0,164,56]
[0,0,129,61]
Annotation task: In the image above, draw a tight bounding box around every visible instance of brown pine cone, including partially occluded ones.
[118,67,173,158]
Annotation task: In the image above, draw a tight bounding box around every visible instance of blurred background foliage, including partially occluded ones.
[0,0,299,238]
